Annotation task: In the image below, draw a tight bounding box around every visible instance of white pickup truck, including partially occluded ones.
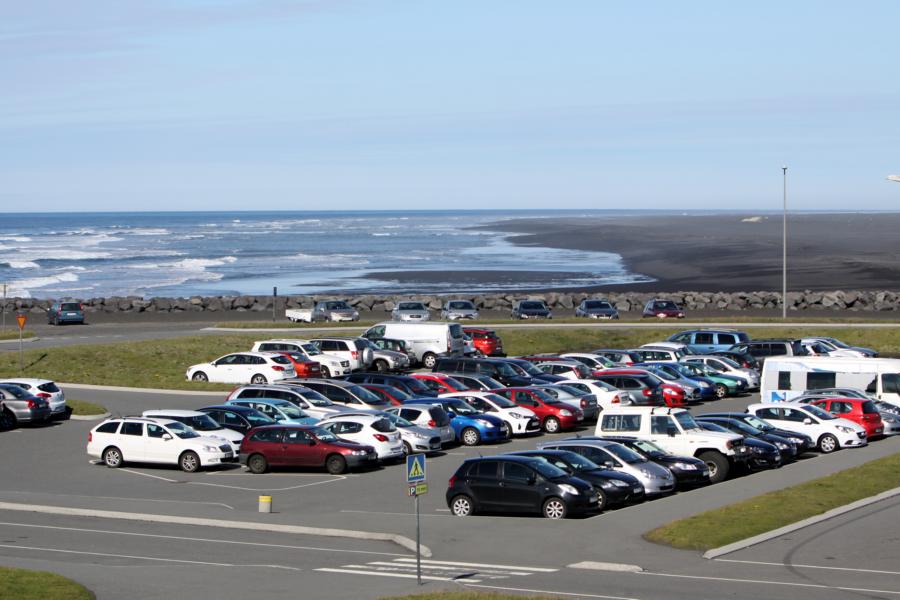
[595,406,750,483]
[286,301,359,323]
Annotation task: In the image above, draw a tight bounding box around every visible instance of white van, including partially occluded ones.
[761,356,900,406]
[363,322,465,369]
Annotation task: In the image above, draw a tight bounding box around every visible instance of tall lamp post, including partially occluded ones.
[782,166,788,319]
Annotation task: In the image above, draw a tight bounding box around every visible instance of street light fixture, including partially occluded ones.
[782,166,787,320]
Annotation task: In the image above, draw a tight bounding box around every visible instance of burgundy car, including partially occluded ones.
[642,299,685,319]
[239,425,377,474]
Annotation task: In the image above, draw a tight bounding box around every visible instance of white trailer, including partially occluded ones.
[761,356,900,406]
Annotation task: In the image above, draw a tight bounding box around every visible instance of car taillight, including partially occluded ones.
[612,396,620,403]
[351,351,359,359]
[37,392,51,398]
[448,475,456,487]
[88,432,92,443]
[373,434,388,442]
[642,388,652,397]
[27,400,36,408]
[427,419,436,427]
[272,366,286,371]
[580,399,587,408]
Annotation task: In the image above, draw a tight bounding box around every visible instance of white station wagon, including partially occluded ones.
[186,352,294,384]
[87,417,235,472]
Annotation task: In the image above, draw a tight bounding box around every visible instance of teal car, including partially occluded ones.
[225,398,318,426]
[672,362,747,398]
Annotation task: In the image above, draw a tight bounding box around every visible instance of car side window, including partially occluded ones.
[147,424,166,438]
[470,460,498,479]
[502,462,533,482]
[718,334,736,345]
[782,408,810,423]
[515,392,539,407]
[334,422,363,434]
[755,408,780,420]
[96,421,120,434]
[399,408,419,421]
[601,414,640,432]
[250,429,283,443]
[121,422,143,436]
[220,411,243,427]
[326,387,353,403]
[284,429,312,444]
[650,416,670,434]
[695,333,714,344]
[831,401,852,414]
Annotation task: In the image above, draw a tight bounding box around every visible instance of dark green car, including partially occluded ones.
[47,301,84,325]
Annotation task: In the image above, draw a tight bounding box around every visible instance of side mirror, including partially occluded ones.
[274,414,285,421]
[667,427,677,437]
[803,417,813,425]
[526,475,537,486]
[162,433,173,441]
[603,461,616,469]
[448,412,457,420]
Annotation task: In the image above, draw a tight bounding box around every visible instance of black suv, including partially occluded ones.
[342,373,437,397]
[198,404,276,435]
[446,455,598,519]
[510,300,552,320]
[433,358,532,387]
[728,339,807,363]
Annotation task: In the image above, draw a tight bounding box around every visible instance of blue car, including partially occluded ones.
[633,362,717,401]
[405,398,509,446]
[225,398,318,426]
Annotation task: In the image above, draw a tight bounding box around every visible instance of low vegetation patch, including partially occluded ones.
[67,399,107,416]
[644,453,900,550]
[0,330,36,341]
[0,566,93,600]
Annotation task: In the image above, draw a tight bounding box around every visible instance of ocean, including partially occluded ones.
[0,210,655,299]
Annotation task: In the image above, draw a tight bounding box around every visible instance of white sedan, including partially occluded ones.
[553,379,630,410]
[440,391,541,436]
[0,378,67,418]
[186,352,294,384]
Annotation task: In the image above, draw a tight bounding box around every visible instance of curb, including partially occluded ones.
[702,486,900,559]
[60,383,225,396]
[69,412,111,421]
[568,561,644,573]
[0,336,39,344]
[0,501,430,557]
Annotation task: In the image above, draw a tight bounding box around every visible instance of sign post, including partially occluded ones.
[16,313,27,373]
[406,453,427,585]
[1,283,7,332]
[272,286,278,323]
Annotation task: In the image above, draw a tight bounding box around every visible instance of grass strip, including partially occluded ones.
[0,330,36,340]
[1,325,899,389]
[644,453,900,550]
[0,566,93,600]
[67,399,107,416]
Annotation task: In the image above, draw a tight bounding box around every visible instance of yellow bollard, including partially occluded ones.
[258,495,272,513]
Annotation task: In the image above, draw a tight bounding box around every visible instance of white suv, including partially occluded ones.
[595,407,749,483]
[309,337,374,371]
[87,417,235,472]
[746,402,867,453]
[186,352,294,384]
[251,340,351,378]
[141,409,245,452]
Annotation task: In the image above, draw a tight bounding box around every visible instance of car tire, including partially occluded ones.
[191,371,208,382]
[461,427,481,446]
[698,451,729,483]
[450,494,474,517]
[543,416,561,434]
[250,374,268,385]
[103,446,123,468]
[595,488,608,512]
[714,383,728,399]
[180,451,201,473]
[422,353,437,370]
[326,454,347,474]
[817,433,839,454]
[402,441,412,456]
[320,366,332,378]
[248,454,268,474]
[542,497,567,519]
[373,359,389,373]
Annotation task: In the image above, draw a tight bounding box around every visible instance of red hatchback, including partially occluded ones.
[495,387,583,433]
[809,397,884,438]
[410,373,469,394]
[239,425,377,474]
[462,328,506,357]
[360,384,411,406]
[276,351,322,378]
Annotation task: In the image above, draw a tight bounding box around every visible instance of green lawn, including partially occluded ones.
[0,330,36,341]
[0,566,93,600]
[644,454,900,551]
[67,399,108,416]
[1,324,899,388]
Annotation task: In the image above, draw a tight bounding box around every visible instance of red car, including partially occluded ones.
[410,373,469,394]
[809,397,884,438]
[239,424,377,474]
[275,351,322,378]
[462,328,506,357]
[360,384,411,406]
[495,387,583,433]
[641,299,685,319]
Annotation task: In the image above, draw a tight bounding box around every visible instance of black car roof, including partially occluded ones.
[200,404,263,415]
[462,454,543,465]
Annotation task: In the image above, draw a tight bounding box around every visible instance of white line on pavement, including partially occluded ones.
[639,571,900,595]
[120,469,180,483]
[365,561,531,576]
[314,567,478,582]
[399,558,558,572]
[464,583,640,600]
[0,543,238,567]
[187,476,347,492]
[0,522,410,557]
[714,558,900,576]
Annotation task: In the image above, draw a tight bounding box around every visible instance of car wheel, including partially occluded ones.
[320,366,332,378]
[250,374,268,385]
[401,441,412,456]
[698,451,729,484]
[450,494,474,517]
[248,454,268,474]
[422,353,437,370]
[542,497,567,519]
[191,371,208,382]
[373,359,389,373]
[103,446,123,468]
[714,383,728,399]
[326,454,347,474]
[817,433,839,454]
[595,488,607,511]
[180,451,201,472]
[461,427,481,446]
[543,416,561,434]
[0,409,16,430]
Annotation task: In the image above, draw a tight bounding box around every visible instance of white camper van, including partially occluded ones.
[362,322,465,369]
[761,356,900,407]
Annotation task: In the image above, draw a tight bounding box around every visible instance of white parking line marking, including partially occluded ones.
[464,583,640,600]
[0,522,409,557]
[187,476,347,492]
[315,567,477,582]
[365,561,529,576]
[120,469,180,482]
[0,543,238,567]
[639,571,900,595]
[714,558,900,576]
[401,558,558,572]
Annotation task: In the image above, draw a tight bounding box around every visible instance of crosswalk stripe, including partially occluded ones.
[314,568,481,583]
[362,561,525,576]
[395,557,558,572]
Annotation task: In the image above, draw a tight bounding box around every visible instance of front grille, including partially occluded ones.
[218,444,231,452]
[340,361,350,367]
[429,437,440,445]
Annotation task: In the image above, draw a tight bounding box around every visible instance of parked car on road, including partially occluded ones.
[534,361,593,381]
[229,384,353,420]
[405,398,509,445]
[225,398,319,426]
[373,410,442,455]
[292,379,393,411]
[363,322,465,369]
[681,355,760,390]
[494,387,583,433]
[0,378,66,419]
[410,373,469,394]
[385,404,454,446]
[186,352,294,384]
[694,415,799,465]
[667,329,750,354]
[433,358,532,387]
[698,411,815,453]
[47,301,84,325]
[745,402,867,453]
[0,384,51,428]
[547,380,630,411]
[438,372,505,391]
[240,425,376,474]
[310,337,373,372]
[142,409,246,452]
[462,328,505,357]
[801,337,877,358]
[575,299,619,320]
[357,338,410,373]
[285,300,359,323]
[592,370,666,406]
[591,349,642,366]
[391,301,431,322]
[807,397,884,439]
[251,340,351,378]
[510,299,552,320]
[344,372,438,398]
[197,405,276,436]
[440,391,541,436]
[441,300,479,320]
[641,299,684,319]
[272,351,322,378]
[596,436,710,488]
[317,413,404,461]
[696,421,782,471]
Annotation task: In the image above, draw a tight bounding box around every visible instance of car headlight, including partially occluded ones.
[558,484,579,496]
[413,432,429,440]
[509,412,528,419]
[476,418,494,427]
[351,450,368,456]
[776,442,790,450]
[751,446,765,454]
[790,437,805,444]
[671,462,697,470]
[836,425,854,434]
[202,445,219,453]
[698,381,710,388]
[639,469,653,477]
[607,479,630,488]
[559,409,572,416]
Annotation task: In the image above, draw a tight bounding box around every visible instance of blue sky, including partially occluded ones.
[3,0,899,212]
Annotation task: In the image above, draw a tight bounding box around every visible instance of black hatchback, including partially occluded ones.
[446,455,598,519]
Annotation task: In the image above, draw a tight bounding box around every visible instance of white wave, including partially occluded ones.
[0,236,32,242]
[7,271,81,298]
[7,261,39,269]
[123,227,171,236]
[371,233,393,237]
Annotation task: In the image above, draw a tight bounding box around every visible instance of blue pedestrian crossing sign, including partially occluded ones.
[406,453,426,483]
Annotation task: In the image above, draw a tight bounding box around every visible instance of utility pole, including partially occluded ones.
[782,166,788,320]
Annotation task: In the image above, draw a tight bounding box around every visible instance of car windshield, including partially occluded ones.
[180,414,223,431]
[494,363,519,378]
[269,355,292,365]
[717,356,741,368]
[476,376,503,389]
[449,301,472,309]
[297,389,334,406]
[382,386,412,401]
[311,427,338,443]
[398,302,426,311]
[439,377,468,391]
[823,337,850,349]
[674,411,702,432]
[530,460,568,479]
[278,404,308,419]
[481,393,516,408]
[371,418,396,433]
[729,420,763,435]
[803,405,837,420]
[385,413,414,427]
[543,386,574,400]
[653,301,677,310]
[325,301,350,310]
[529,389,561,405]
[241,410,276,427]
[447,400,479,415]
[514,361,545,377]
[521,302,545,310]
[283,352,307,363]
[743,415,774,431]
[301,343,322,356]
[589,301,611,309]
[348,385,388,404]
[631,439,665,454]
[61,302,81,311]
[604,444,646,464]
[0,386,27,399]
[166,421,200,439]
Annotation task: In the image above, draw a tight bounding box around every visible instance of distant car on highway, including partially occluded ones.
[285,300,360,323]
[510,299,552,320]
[441,300,479,320]
[186,352,294,384]
[575,299,619,319]
[391,301,431,322]
[47,301,84,325]
[641,299,684,319]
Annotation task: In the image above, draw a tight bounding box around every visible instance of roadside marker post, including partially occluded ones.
[406,453,427,584]
[15,313,26,373]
